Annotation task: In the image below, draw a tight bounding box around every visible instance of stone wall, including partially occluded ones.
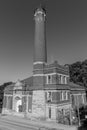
[32,90,45,119]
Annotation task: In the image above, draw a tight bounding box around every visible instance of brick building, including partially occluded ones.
[2,7,86,122]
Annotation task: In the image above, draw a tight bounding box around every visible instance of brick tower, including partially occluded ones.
[33,7,47,88]
[34,7,47,64]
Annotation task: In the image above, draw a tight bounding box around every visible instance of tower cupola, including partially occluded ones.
[34,7,46,17]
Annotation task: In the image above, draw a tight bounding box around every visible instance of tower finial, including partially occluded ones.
[34,0,47,16]
[39,0,46,12]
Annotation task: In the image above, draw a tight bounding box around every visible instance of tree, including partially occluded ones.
[0,82,12,112]
[69,60,87,88]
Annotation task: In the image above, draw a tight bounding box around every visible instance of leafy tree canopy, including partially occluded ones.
[69,60,87,88]
[0,82,12,90]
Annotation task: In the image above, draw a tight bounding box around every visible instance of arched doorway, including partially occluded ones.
[15,96,22,112]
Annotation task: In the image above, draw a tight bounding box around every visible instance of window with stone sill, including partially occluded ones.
[63,91,66,100]
[65,77,68,84]
[83,94,86,103]
[58,75,63,84]
[61,91,68,101]
[58,75,68,84]
[46,74,68,85]
[60,91,62,101]
[28,96,32,112]
[58,75,61,84]
[67,92,70,100]
[47,75,52,84]
[46,91,52,102]
[66,77,69,84]
[51,92,60,102]
[61,75,67,84]
[63,76,66,84]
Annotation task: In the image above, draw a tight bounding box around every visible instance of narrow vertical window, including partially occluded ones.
[47,75,52,84]
[28,96,32,112]
[62,91,67,100]
[60,91,62,101]
[67,92,70,100]
[48,75,51,84]
[65,77,67,84]
[59,75,61,84]
[47,92,51,102]
[61,75,63,84]
[66,77,69,84]
[62,75,66,84]
[65,91,67,100]
[49,107,51,119]
[64,91,66,100]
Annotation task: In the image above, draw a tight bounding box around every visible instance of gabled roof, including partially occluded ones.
[21,76,33,87]
[69,82,85,91]
[4,76,86,92]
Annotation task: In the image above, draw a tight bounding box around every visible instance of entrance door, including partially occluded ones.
[14,96,22,113]
[16,99,22,112]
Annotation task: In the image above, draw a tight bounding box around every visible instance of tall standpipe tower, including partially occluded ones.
[33,7,47,87]
[34,7,47,64]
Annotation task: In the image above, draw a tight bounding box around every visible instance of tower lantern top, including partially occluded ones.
[34,7,46,17]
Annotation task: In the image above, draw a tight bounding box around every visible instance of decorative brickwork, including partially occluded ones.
[33,75,46,87]
[2,6,87,124]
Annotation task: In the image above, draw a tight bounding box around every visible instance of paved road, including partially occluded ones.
[0,117,39,130]
[0,115,78,130]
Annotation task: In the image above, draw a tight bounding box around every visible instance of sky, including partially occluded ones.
[0,0,87,84]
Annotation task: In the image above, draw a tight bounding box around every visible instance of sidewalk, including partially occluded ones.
[0,114,78,130]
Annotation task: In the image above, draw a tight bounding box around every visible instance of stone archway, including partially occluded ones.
[14,96,22,112]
